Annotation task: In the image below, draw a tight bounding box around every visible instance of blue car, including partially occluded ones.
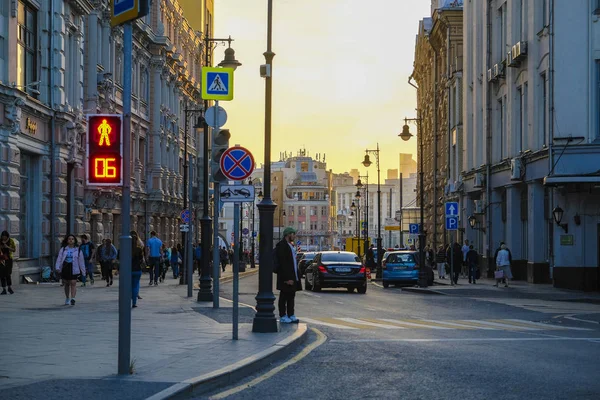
[382,251,433,288]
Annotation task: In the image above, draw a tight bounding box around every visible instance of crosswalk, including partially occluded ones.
[300,317,591,331]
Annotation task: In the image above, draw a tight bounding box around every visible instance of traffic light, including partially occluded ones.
[211,128,231,182]
[86,114,123,186]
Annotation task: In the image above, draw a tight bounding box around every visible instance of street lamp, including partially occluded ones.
[356,173,369,256]
[362,144,382,278]
[468,215,486,232]
[198,29,242,303]
[400,117,427,287]
[552,206,568,233]
[253,0,278,333]
[250,183,262,269]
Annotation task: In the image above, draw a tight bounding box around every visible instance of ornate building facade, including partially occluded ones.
[411,0,463,253]
[0,0,212,281]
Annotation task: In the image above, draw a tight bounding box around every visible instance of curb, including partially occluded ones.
[401,287,448,295]
[146,324,308,400]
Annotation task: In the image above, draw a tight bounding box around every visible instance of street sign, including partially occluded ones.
[361,221,367,228]
[179,224,189,232]
[220,184,255,203]
[395,210,402,222]
[242,228,249,236]
[180,209,190,224]
[111,0,149,27]
[445,202,459,216]
[384,226,400,231]
[446,216,459,231]
[220,146,255,181]
[297,241,301,245]
[409,223,419,234]
[205,106,227,128]
[202,67,234,101]
[252,231,257,237]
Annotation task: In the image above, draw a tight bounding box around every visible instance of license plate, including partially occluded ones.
[336,267,351,272]
[394,266,407,271]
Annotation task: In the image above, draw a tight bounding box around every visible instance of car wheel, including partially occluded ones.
[304,276,312,291]
[347,287,354,293]
[383,281,390,288]
[357,286,367,294]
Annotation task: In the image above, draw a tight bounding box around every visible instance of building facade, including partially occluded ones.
[0,0,212,281]
[462,0,600,291]
[412,0,463,253]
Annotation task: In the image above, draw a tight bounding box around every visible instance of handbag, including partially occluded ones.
[494,269,504,279]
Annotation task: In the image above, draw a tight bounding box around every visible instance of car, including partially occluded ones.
[381,250,434,288]
[298,252,317,276]
[305,251,367,294]
[233,188,251,197]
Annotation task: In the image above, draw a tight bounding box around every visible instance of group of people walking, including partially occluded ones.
[429,239,512,287]
[51,231,186,308]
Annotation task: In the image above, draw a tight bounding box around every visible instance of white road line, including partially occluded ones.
[565,316,600,325]
[329,337,600,343]
[460,320,539,331]
[334,301,344,305]
[301,317,358,330]
[379,319,452,329]
[371,282,383,288]
[301,292,322,298]
[506,319,592,331]
[337,318,405,329]
[418,319,480,330]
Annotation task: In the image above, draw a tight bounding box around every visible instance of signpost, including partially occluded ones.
[409,223,420,235]
[202,67,234,101]
[445,202,459,285]
[220,146,255,181]
[219,184,256,202]
[205,106,228,128]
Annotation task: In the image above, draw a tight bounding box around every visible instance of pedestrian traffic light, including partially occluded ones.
[211,128,231,182]
[86,114,123,186]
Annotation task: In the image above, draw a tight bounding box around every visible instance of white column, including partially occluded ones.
[151,57,164,193]
[505,185,522,260]
[527,181,545,263]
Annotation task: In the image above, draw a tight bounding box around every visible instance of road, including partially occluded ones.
[193,275,600,400]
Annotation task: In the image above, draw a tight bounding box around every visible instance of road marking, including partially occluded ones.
[460,320,539,331]
[504,318,592,331]
[487,319,563,330]
[337,318,405,329]
[404,319,472,330]
[330,337,600,344]
[301,317,358,330]
[320,317,376,329]
[208,328,327,399]
[301,292,322,298]
[371,282,383,288]
[381,319,451,330]
[418,319,478,330]
[334,301,344,305]
[564,316,600,325]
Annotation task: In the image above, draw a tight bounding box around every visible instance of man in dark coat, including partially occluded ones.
[447,242,463,285]
[273,227,302,324]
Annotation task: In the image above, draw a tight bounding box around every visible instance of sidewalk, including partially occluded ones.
[0,270,306,400]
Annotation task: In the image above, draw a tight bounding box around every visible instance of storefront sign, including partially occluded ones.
[560,235,574,246]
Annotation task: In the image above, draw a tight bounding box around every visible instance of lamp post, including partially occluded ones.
[181,108,203,288]
[356,173,369,257]
[400,117,427,287]
[278,208,286,240]
[253,0,278,333]
[250,186,263,269]
[362,144,382,278]
[198,30,242,302]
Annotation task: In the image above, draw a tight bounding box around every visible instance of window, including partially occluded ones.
[0,1,7,82]
[19,153,37,258]
[541,0,548,28]
[499,97,506,159]
[520,0,527,40]
[597,60,600,139]
[17,1,37,94]
[540,73,547,146]
[518,87,524,153]
[595,0,600,15]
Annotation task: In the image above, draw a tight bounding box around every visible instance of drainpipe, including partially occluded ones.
[548,0,555,279]
[485,0,493,274]
[430,41,439,253]
[49,0,56,269]
[445,19,451,247]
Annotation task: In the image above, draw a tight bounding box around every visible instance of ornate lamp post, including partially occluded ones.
[253,0,278,332]
[362,144,382,278]
[356,173,369,257]
[399,117,427,287]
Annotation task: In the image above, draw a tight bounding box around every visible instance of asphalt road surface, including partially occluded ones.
[193,276,600,400]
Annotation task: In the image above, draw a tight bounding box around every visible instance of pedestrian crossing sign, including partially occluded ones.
[202,67,234,101]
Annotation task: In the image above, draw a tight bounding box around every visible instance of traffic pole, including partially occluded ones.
[117,21,133,376]
[233,200,240,340]
[213,182,221,308]
[187,153,193,297]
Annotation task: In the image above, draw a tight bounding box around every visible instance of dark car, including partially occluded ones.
[298,252,317,276]
[382,250,434,288]
[305,251,367,294]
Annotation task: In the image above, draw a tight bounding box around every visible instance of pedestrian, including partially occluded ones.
[220,246,228,272]
[0,231,17,295]
[130,231,144,308]
[99,238,118,287]
[146,231,162,286]
[273,227,302,324]
[55,234,86,305]
[228,247,234,265]
[159,244,169,282]
[194,242,202,273]
[435,244,447,280]
[447,242,462,284]
[494,241,512,283]
[466,245,479,284]
[170,243,180,279]
[79,234,96,286]
[495,244,513,287]
[461,239,470,278]
[365,244,376,272]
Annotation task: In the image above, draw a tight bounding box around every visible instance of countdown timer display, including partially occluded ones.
[86,114,123,186]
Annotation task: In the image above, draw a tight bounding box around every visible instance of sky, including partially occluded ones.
[213,0,432,175]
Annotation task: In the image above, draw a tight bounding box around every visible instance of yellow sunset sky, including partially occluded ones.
[213,0,431,175]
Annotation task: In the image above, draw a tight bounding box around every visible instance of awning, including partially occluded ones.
[543,175,600,186]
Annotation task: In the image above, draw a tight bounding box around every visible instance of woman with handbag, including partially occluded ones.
[495,244,513,287]
[130,231,144,308]
[170,243,181,279]
[55,234,86,305]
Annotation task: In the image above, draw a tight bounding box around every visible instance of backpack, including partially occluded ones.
[80,242,92,260]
